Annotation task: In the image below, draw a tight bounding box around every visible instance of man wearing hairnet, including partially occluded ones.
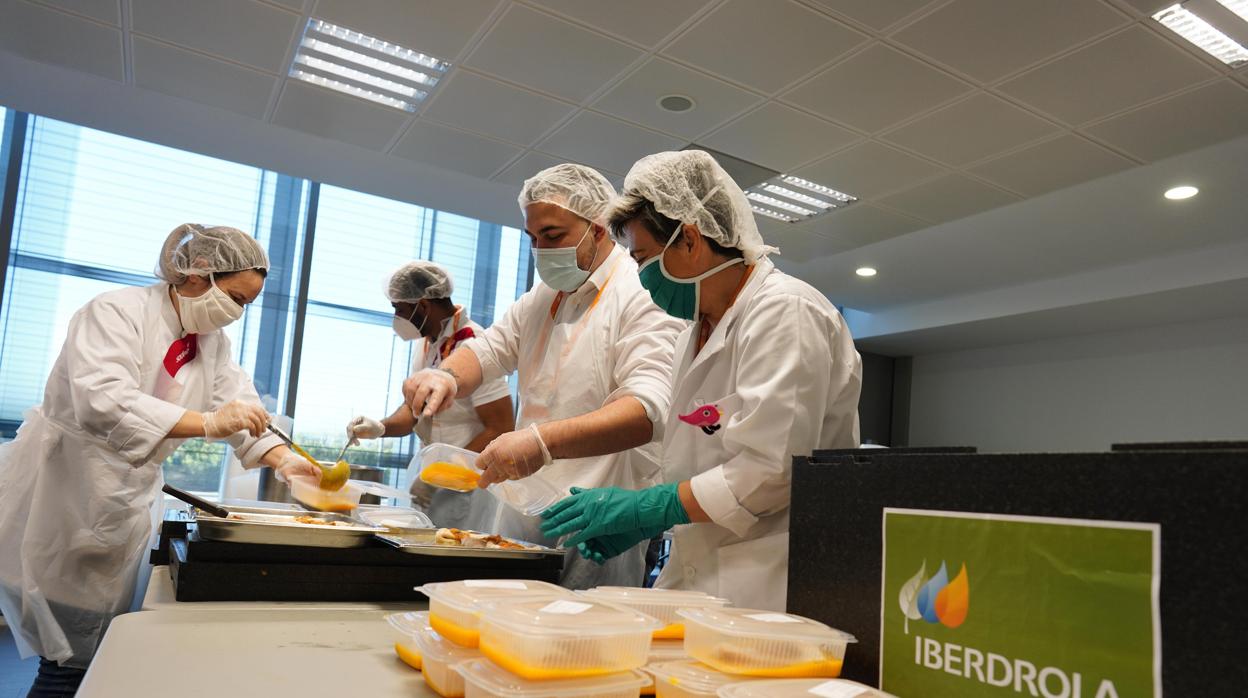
[345,261,514,529]
[541,151,862,610]
[402,164,683,588]
[0,224,320,693]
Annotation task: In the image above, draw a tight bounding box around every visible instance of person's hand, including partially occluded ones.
[346,415,385,446]
[273,449,323,484]
[203,400,269,440]
[540,483,689,547]
[402,368,458,419]
[477,424,552,487]
[576,526,667,565]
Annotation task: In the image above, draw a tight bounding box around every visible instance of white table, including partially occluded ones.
[78,609,438,697]
[141,566,429,612]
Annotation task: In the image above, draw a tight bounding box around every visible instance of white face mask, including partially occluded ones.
[532,222,598,292]
[176,276,244,334]
[392,306,426,341]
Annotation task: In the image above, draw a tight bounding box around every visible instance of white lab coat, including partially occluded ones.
[464,243,683,588]
[0,283,282,667]
[411,307,511,530]
[654,259,861,610]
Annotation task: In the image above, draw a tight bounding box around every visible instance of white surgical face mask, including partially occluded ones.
[532,222,597,292]
[392,306,426,341]
[176,275,244,334]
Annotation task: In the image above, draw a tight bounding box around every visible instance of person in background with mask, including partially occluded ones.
[541,151,862,610]
[0,224,320,695]
[345,261,514,529]
[401,164,683,588]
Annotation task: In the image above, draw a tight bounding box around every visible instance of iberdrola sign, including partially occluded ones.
[881,509,1160,698]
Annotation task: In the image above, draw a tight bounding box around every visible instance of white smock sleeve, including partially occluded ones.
[603,289,682,438]
[461,288,538,385]
[210,333,284,468]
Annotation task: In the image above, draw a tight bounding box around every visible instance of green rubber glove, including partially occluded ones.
[540,483,690,548]
[577,526,668,565]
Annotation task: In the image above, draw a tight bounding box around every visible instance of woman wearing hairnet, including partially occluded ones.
[345,261,514,529]
[541,151,862,610]
[0,224,320,694]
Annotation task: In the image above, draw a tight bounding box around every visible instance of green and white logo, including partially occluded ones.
[881,509,1160,698]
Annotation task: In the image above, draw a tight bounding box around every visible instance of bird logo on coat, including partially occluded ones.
[679,403,722,436]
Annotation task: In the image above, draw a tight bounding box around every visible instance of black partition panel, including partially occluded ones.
[786,446,1248,695]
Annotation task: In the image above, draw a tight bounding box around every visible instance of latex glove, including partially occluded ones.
[540,483,690,548]
[346,415,385,446]
[477,424,552,488]
[403,368,458,419]
[203,400,269,441]
[577,526,667,565]
[273,450,322,484]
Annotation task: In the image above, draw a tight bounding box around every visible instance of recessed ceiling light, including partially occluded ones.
[856,267,877,278]
[1164,185,1199,200]
[1153,3,1248,67]
[289,19,451,112]
[657,95,696,113]
[744,174,858,224]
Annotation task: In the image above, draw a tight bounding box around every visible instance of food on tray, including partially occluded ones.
[420,461,481,492]
[293,515,345,526]
[435,527,530,550]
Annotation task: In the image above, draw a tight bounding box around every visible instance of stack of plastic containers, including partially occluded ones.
[677,608,856,679]
[646,659,767,698]
[418,579,570,648]
[386,610,431,670]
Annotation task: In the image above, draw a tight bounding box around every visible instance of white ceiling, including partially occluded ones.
[1,0,1247,355]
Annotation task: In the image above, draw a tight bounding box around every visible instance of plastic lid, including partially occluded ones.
[580,586,729,607]
[647,660,742,692]
[386,611,432,638]
[717,678,895,698]
[454,659,647,696]
[358,507,433,529]
[677,608,857,644]
[417,580,570,614]
[413,624,481,663]
[482,597,664,637]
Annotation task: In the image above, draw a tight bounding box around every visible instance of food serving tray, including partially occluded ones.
[376,529,565,560]
[193,505,386,548]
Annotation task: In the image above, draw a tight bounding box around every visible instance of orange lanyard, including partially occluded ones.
[422,308,463,368]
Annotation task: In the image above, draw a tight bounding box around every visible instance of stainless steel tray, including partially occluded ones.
[193,505,386,548]
[376,530,566,560]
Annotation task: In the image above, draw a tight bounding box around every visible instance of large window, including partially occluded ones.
[0,107,531,493]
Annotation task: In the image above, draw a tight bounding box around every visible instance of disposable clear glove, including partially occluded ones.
[273,450,322,484]
[345,415,385,445]
[402,368,458,419]
[477,424,552,487]
[540,483,690,548]
[202,400,269,441]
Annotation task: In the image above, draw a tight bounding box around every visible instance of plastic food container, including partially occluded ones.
[414,621,483,698]
[641,640,689,695]
[716,678,897,697]
[418,579,572,648]
[289,475,363,513]
[579,587,730,640]
[357,506,434,530]
[478,596,663,680]
[647,660,765,698]
[455,659,648,698]
[386,611,430,670]
[678,608,856,679]
[414,443,563,516]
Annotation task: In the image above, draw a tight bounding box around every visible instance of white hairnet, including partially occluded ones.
[387,261,453,303]
[156,223,269,284]
[518,163,616,226]
[618,150,778,264]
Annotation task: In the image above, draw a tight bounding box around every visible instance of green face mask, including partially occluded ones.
[638,225,743,321]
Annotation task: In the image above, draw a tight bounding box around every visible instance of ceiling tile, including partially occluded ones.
[1086,81,1248,161]
[131,0,298,73]
[881,93,1059,166]
[877,173,1019,223]
[465,5,641,102]
[272,80,409,149]
[313,0,501,62]
[794,141,944,198]
[701,102,860,172]
[267,0,304,9]
[39,0,119,24]
[0,1,122,81]
[527,0,710,47]
[537,111,684,174]
[813,203,929,251]
[132,38,275,119]
[760,224,842,262]
[422,71,575,146]
[592,57,761,139]
[392,121,523,178]
[806,0,937,31]
[968,134,1135,196]
[493,151,567,186]
[1120,0,1172,15]
[999,26,1219,125]
[893,0,1127,83]
[663,0,865,93]
[784,44,972,133]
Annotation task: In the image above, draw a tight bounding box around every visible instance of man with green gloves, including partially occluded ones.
[541,484,689,563]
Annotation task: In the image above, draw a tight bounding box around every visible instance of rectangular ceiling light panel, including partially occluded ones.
[744,173,858,224]
[289,19,452,112]
[1153,2,1248,66]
